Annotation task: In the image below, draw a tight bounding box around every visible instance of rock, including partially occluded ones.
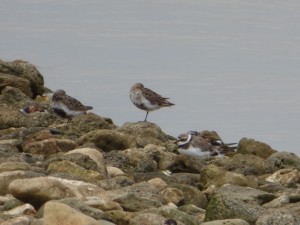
[267,152,300,171]
[106,166,124,177]
[144,206,200,225]
[237,138,276,159]
[0,73,32,97]
[201,219,250,225]
[117,122,170,148]
[0,170,44,195]
[43,201,105,225]
[82,196,122,211]
[220,154,273,175]
[115,193,162,211]
[129,213,174,225]
[200,164,258,188]
[47,160,105,182]
[265,168,300,186]
[8,176,111,208]
[0,216,30,225]
[104,210,134,225]
[204,184,269,223]
[256,202,300,225]
[148,178,168,191]
[78,129,132,151]
[161,187,184,205]
[170,184,208,209]
[97,175,134,190]
[60,113,116,136]
[178,204,205,222]
[0,162,30,173]
[262,195,289,208]
[3,203,36,216]
[22,138,76,156]
[65,148,107,178]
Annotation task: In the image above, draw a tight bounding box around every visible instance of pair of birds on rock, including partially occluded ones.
[50,83,236,158]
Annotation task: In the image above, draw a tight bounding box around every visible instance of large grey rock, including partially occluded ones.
[237,138,276,159]
[205,184,272,224]
[0,59,44,98]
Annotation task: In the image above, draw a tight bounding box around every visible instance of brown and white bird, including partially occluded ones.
[176,131,237,157]
[129,83,174,122]
[51,89,93,118]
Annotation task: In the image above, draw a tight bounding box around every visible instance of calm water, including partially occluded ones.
[1,0,300,155]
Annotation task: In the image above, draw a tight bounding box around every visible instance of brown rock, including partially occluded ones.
[237,138,276,159]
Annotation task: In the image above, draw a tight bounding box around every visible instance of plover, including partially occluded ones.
[176,131,237,157]
[129,83,174,121]
[51,89,93,118]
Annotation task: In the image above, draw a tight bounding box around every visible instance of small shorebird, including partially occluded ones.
[51,89,93,118]
[176,131,237,157]
[129,83,174,122]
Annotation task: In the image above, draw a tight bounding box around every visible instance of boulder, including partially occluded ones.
[0,59,44,98]
[267,152,300,171]
[77,129,132,151]
[204,184,271,223]
[43,201,105,225]
[237,138,276,159]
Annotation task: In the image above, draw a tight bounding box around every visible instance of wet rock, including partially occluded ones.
[204,184,268,223]
[237,138,276,159]
[78,129,132,151]
[0,60,44,98]
[220,154,273,175]
[256,202,300,225]
[8,176,110,208]
[47,160,105,182]
[265,168,300,186]
[117,122,170,148]
[22,138,76,156]
[200,164,258,188]
[43,201,105,225]
[201,219,250,225]
[267,151,300,170]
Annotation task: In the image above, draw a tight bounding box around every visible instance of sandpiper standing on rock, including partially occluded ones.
[51,89,93,118]
[176,131,237,157]
[129,83,174,122]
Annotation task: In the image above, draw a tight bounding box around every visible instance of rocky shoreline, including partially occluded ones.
[0,59,300,225]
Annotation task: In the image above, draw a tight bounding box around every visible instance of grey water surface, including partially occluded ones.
[1,0,300,154]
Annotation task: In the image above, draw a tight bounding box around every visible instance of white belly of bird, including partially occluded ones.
[178,146,211,158]
[51,102,85,116]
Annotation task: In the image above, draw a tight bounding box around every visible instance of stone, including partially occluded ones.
[0,216,30,225]
[47,160,105,182]
[201,219,250,225]
[22,138,76,156]
[117,122,170,148]
[200,164,258,188]
[0,73,32,97]
[3,203,36,216]
[161,187,184,205]
[267,152,300,171]
[106,166,124,177]
[265,168,300,186]
[237,138,276,159]
[0,162,30,173]
[204,184,268,223]
[178,204,205,222]
[78,129,132,151]
[256,202,300,225]
[170,184,208,209]
[0,170,44,195]
[129,213,172,225]
[8,176,111,208]
[43,201,104,225]
[221,154,273,175]
[97,175,134,190]
[148,178,168,191]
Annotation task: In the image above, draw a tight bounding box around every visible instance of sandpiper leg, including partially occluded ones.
[144,111,149,122]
